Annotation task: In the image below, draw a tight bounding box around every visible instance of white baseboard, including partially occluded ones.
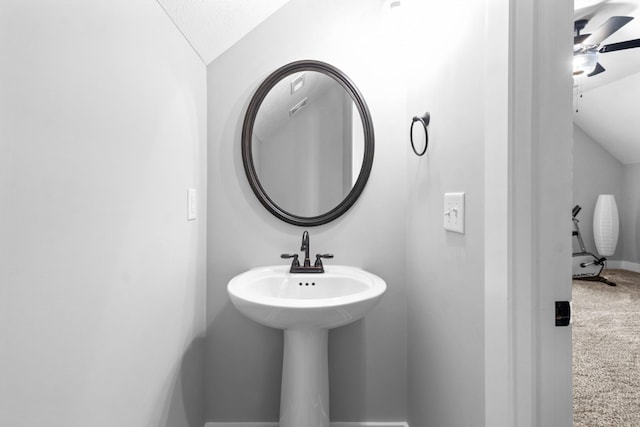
[204,424,278,427]
[332,424,409,427]
[204,422,409,427]
[606,260,640,273]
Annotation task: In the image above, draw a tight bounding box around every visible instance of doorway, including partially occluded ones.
[572,1,640,424]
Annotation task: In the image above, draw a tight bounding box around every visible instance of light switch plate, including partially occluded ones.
[187,188,197,221]
[444,192,465,234]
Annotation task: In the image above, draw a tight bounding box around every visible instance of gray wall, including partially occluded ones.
[573,124,624,259]
[0,1,207,426]
[405,1,487,425]
[206,0,407,422]
[622,163,640,263]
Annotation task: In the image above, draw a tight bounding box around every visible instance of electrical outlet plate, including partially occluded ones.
[444,192,465,234]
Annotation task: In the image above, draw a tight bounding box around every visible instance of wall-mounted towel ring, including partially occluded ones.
[410,112,430,157]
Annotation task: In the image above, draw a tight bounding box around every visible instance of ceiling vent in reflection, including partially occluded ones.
[290,73,305,94]
[383,0,401,10]
[289,97,308,117]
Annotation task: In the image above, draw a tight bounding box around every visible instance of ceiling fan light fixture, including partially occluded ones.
[573,51,598,76]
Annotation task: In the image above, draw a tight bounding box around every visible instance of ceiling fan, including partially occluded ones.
[574,15,640,77]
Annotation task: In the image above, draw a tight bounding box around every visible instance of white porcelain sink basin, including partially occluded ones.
[227,265,386,330]
[227,264,386,427]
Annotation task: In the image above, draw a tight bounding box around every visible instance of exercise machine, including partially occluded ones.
[572,205,616,286]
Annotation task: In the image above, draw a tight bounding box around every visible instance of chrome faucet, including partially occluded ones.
[281,231,333,273]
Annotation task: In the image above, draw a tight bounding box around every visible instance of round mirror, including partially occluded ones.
[242,60,374,226]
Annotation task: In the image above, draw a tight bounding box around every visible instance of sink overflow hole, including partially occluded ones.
[299,282,316,286]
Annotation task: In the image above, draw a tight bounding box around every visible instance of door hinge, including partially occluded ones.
[555,301,571,326]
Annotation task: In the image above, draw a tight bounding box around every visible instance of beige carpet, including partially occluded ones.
[573,269,640,427]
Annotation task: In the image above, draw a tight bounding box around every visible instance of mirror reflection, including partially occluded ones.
[251,71,365,217]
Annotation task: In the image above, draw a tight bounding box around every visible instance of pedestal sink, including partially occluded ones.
[227,265,386,427]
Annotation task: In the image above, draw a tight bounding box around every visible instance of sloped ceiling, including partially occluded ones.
[156,0,292,64]
[573,0,640,165]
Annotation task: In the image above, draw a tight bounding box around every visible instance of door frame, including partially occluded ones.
[485,0,574,426]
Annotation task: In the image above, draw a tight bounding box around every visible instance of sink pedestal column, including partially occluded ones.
[280,328,329,427]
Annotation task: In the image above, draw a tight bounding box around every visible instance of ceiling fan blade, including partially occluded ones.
[583,16,633,45]
[575,33,591,45]
[588,62,606,77]
[600,38,640,53]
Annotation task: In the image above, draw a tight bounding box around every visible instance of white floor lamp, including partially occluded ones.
[593,194,619,257]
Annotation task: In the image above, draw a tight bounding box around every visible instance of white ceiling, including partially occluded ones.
[573,0,640,165]
[155,0,292,64]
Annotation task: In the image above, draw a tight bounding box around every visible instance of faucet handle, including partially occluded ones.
[281,253,300,267]
[314,253,334,268]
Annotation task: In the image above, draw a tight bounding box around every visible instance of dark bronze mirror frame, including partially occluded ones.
[241,60,375,226]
